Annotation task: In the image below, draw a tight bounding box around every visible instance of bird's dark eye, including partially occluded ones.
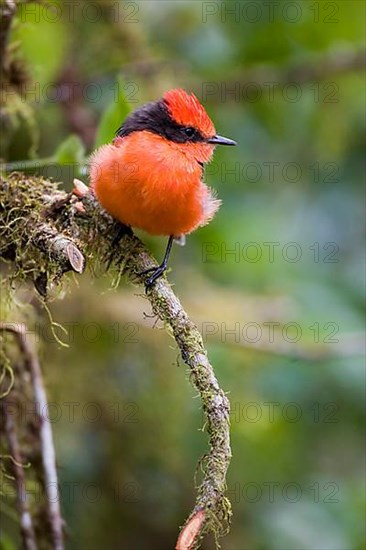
[184,127,195,138]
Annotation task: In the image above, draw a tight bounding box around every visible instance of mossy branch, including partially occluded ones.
[0,322,64,550]
[0,173,231,549]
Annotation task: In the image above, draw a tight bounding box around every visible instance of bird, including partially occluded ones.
[89,88,236,286]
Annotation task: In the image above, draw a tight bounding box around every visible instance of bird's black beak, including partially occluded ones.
[208,134,237,146]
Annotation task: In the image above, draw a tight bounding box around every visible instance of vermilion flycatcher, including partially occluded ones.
[90,88,236,286]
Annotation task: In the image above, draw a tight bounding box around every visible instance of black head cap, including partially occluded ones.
[115,99,207,144]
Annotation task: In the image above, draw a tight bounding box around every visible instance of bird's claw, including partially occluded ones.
[138,236,173,290]
[139,265,167,289]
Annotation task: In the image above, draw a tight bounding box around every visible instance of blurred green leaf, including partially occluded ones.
[94,76,132,148]
[53,134,86,166]
[12,2,67,86]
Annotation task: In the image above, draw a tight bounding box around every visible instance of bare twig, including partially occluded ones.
[2,401,37,550]
[176,510,206,550]
[32,222,85,275]
[1,325,37,550]
[0,323,64,550]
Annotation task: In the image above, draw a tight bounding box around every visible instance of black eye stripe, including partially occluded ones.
[115,100,206,144]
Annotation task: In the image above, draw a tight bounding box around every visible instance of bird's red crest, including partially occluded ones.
[163,88,215,138]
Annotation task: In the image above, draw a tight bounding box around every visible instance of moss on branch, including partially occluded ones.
[0,172,231,549]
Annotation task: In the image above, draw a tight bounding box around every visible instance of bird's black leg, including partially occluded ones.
[140,236,174,288]
[107,222,133,269]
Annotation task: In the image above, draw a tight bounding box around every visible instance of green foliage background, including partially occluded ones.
[1,1,365,549]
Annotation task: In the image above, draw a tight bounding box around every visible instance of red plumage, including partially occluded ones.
[163,89,215,138]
